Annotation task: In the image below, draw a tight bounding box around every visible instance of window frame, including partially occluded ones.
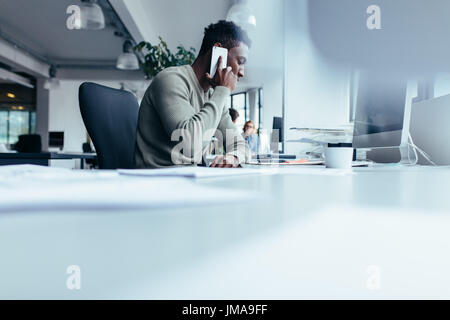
[0,109,35,144]
[229,88,263,130]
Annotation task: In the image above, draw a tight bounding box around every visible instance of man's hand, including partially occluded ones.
[210,154,240,168]
[205,56,238,92]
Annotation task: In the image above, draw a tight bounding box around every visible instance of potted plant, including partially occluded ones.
[134,37,196,79]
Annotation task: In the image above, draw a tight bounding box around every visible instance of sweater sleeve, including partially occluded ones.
[151,72,230,137]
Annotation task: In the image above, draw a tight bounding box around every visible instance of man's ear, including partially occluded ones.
[213,42,223,48]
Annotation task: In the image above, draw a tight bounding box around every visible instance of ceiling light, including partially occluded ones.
[6,93,15,99]
[44,66,60,90]
[116,40,140,70]
[43,78,60,90]
[226,1,256,31]
[79,0,105,30]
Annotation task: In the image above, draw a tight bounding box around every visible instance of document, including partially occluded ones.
[118,166,275,179]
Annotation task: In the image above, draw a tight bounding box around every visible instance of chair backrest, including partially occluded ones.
[15,134,42,153]
[79,82,139,169]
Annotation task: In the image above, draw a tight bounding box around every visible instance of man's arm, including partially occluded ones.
[150,72,230,162]
[152,73,228,133]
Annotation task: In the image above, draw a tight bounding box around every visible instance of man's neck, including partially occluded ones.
[192,56,211,92]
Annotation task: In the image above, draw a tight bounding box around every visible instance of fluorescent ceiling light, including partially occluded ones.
[43,78,60,90]
[116,53,139,70]
[116,40,139,70]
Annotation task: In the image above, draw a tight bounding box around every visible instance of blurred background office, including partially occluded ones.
[0,0,284,168]
[2,0,450,168]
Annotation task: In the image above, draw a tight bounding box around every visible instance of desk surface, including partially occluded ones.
[0,152,97,159]
[1,165,450,299]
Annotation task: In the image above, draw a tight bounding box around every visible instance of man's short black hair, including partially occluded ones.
[199,20,251,55]
[229,108,239,122]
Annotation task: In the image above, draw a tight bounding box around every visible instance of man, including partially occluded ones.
[134,20,251,168]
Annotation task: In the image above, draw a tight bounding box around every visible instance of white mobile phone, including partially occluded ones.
[210,46,228,78]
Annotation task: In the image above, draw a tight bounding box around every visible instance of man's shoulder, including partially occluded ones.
[152,65,191,86]
[143,65,193,103]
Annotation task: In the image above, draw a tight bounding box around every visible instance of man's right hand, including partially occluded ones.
[205,56,238,92]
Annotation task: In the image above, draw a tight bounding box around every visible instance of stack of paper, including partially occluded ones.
[118,166,276,179]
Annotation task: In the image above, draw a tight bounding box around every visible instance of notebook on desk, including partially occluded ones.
[253,153,297,160]
[248,159,371,167]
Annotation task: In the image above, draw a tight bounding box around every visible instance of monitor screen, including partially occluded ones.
[48,131,64,148]
[272,117,283,143]
[353,72,407,148]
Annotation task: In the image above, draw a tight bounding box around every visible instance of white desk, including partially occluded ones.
[1,165,450,299]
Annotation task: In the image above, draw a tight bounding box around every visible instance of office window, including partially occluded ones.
[0,82,36,145]
[0,111,7,143]
[228,88,263,131]
[0,110,35,144]
[9,111,30,144]
[231,92,247,130]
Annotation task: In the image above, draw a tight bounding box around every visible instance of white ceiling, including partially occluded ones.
[124,0,232,52]
[0,0,285,87]
[0,0,127,65]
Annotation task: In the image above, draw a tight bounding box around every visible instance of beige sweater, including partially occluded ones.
[134,65,249,168]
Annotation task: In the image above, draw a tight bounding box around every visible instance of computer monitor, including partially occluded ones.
[272,117,283,143]
[48,131,64,150]
[271,117,284,153]
[410,94,450,165]
[352,72,407,149]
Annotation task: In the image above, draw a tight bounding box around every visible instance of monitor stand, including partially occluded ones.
[362,144,417,165]
[398,144,417,165]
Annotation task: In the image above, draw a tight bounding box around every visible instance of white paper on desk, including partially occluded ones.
[241,164,353,176]
[0,165,257,212]
[0,164,118,188]
[273,166,354,176]
[118,166,275,179]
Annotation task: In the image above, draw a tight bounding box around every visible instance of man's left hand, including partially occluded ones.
[210,155,240,168]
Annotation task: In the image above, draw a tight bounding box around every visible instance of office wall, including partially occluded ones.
[244,0,284,130]
[120,0,229,51]
[284,0,351,154]
[434,74,450,98]
[48,81,89,152]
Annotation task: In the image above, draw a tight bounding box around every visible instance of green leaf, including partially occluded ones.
[134,36,196,77]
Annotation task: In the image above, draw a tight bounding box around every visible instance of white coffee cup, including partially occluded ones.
[325,145,353,169]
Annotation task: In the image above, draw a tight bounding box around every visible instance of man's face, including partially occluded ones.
[227,42,249,80]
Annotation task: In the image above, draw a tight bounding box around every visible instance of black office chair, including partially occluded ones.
[15,134,42,153]
[79,82,139,169]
